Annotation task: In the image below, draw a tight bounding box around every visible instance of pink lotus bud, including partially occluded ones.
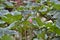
[29,18,32,23]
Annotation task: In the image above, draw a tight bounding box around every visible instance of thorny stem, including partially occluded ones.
[25,28,27,40]
[29,27,33,40]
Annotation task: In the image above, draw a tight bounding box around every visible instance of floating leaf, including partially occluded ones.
[1,14,22,24]
[1,35,14,40]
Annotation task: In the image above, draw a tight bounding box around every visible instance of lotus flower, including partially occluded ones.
[29,18,32,23]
